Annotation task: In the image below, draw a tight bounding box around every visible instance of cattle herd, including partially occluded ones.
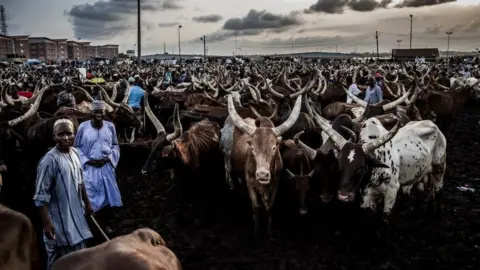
[0,59,479,270]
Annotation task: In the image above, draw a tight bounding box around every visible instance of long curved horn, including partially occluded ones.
[342,84,367,107]
[341,126,357,143]
[362,117,401,153]
[290,75,315,98]
[166,103,182,141]
[293,131,317,160]
[272,95,302,136]
[382,83,414,111]
[8,86,50,126]
[2,84,14,106]
[263,76,284,98]
[249,103,277,120]
[144,92,165,135]
[306,101,348,149]
[227,95,256,135]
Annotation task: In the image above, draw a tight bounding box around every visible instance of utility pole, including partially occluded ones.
[409,14,413,49]
[163,42,166,54]
[446,31,453,60]
[137,0,141,66]
[397,40,402,48]
[336,45,338,53]
[178,25,182,61]
[376,31,379,60]
[200,35,206,60]
[0,5,7,36]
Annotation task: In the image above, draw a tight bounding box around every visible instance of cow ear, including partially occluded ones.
[367,157,389,168]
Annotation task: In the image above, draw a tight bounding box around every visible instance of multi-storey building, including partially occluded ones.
[28,37,58,61]
[97,45,119,59]
[52,39,68,60]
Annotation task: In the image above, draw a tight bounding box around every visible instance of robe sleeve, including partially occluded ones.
[33,155,55,207]
[107,122,120,168]
[74,123,90,168]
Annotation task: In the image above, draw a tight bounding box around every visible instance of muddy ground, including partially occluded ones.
[110,104,480,270]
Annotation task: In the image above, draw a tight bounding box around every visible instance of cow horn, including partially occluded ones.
[285,168,295,179]
[362,117,401,154]
[2,84,14,106]
[293,131,317,160]
[250,103,277,120]
[290,75,315,98]
[166,103,182,141]
[272,95,302,137]
[121,79,130,104]
[382,83,414,111]
[263,76,284,99]
[8,86,50,127]
[307,101,348,150]
[227,95,256,135]
[342,84,367,107]
[97,84,121,108]
[144,92,165,135]
[341,126,357,143]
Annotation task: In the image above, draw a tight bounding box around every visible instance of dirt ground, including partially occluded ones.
[110,104,480,270]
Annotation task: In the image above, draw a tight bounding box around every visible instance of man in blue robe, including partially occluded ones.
[33,119,93,270]
[74,100,121,235]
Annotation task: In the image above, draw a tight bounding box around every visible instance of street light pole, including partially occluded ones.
[178,25,182,61]
[446,31,453,60]
[409,14,413,49]
[200,35,206,60]
[137,0,141,66]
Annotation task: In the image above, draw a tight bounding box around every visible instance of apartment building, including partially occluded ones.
[29,37,58,61]
[67,40,84,60]
[97,45,119,59]
[81,42,96,59]
[0,35,30,59]
[52,39,68,60]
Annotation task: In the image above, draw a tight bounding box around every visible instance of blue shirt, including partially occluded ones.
[364,85,383,104]
[33,148,92,247]
[127,86,145,109]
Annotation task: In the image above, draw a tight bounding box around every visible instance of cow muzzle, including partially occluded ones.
[255,169,271,185]
[337,192,355,202]
[320,194,333,203]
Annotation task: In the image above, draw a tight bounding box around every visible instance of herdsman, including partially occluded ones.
[33,118,93,270]
[74,100,122,235]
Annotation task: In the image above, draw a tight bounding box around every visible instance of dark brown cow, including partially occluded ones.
[227,95,303,236]
[0,204,40,270]
[52,228,181,270]
[280,139,314,215]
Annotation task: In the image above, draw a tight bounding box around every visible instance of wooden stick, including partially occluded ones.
[89,215,110,241]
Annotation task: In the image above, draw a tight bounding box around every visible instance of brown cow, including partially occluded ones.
[0,204,40,270]
[227,94,303,236]
[51,228,181,270]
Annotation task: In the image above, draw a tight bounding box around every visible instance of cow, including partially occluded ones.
[0,204,40,270]
[51,228,181,270]
[280,139,315,215]
[224,94,303,236]
[310,111,447,217]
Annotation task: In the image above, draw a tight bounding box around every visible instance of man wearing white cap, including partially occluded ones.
[74,100,121,234]
[34,118,93,269]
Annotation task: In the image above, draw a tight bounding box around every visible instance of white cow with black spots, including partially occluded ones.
[308,110,447,216]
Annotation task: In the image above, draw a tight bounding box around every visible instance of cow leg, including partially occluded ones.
[223,154,234,189]
[265,184,279,238]
[247,184,260,238]
[382,182,399,217]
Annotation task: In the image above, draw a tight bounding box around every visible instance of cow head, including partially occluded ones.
[281,140,315,215]
[141,92,182,175]
[307,104,400,203]
[228,95,303,185]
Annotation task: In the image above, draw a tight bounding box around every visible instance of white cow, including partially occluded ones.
[357,119,447,214]
[308,112,447,215]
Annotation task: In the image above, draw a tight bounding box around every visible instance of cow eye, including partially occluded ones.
[272,145,276,151]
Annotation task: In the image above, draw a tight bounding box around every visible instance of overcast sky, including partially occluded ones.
[3,0,479,55]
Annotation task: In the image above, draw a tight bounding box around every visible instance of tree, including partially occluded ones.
[118,53,130,58]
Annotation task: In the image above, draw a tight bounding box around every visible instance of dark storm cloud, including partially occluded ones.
[158,22,180,27]
[395,0,456,8]
[306,0,348,14]
[66,0,183,40]
[192,14,223,23]
[223,9,303,31]
[306,0,455,13]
